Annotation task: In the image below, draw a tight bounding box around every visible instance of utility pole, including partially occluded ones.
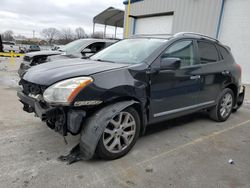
[125,0,131,38]
[33,30,35,38]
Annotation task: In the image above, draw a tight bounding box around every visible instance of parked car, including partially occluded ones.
[51,45,64,51]
[2,41,21,53]
[18,38,116,77]
[19,46,27,53]
[17,32,245,163]
[27,45,40,52]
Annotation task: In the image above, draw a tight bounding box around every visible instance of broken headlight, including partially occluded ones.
[43,77,93,105]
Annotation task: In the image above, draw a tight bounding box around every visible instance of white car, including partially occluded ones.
[3,41,20,53]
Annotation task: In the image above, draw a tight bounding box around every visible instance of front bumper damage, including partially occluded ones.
[58,100,138,164]
[17,91,86,136]
[18,91,137,164]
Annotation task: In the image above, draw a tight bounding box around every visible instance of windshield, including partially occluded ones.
[59,39,89,54]
[90,38,167,64]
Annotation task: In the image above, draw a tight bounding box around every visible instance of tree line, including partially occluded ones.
[1,27,104,45]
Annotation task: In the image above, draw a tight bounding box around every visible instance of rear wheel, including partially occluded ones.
[209,88,234,122]
[96,107,140,160]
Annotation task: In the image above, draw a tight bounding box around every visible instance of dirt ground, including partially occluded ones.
[0,57,250,188]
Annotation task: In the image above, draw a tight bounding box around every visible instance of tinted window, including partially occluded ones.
[84,42,105,53]
[217,45,230,59]
[198,41,219,64]
[162,40,196,67]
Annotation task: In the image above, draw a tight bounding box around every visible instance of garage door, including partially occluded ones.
[219,0,250,84]
[135,15,173,35]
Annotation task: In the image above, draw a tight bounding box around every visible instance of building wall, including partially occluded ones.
[219,0,250,83]
[125,0,222,37]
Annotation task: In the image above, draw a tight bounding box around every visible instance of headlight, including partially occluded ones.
[43,77,93,105]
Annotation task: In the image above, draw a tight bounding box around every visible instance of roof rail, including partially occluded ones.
[174,32,219,42]
[130,34,172,39]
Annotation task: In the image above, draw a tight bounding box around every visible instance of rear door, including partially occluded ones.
[149,39,203,123]
[196,40,227,103]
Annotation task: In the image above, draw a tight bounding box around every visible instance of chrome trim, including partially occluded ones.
[153,101,215,118]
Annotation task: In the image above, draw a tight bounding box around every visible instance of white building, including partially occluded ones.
[123,0,250,83]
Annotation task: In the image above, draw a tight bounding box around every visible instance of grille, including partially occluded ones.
[19,79,46,95]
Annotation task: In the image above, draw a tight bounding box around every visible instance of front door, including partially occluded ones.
[149,39,203,123]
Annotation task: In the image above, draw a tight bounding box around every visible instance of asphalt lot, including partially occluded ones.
[0,57,250,188]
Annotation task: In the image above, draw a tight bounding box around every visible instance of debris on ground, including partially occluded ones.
[145,168,154,173]
[228,159,234,164]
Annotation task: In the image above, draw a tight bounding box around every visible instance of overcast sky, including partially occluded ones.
[0,0,124,38]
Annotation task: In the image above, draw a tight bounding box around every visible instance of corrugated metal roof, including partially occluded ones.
[93,7,124,28]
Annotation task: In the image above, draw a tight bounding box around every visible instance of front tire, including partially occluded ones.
[209,88,234,122]
[96,107,140,160]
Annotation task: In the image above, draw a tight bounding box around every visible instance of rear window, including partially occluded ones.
[198,41,219,64]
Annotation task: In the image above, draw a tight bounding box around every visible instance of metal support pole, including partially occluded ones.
[93,23,95,36]
[104,25,107,38]
[115,26,117,38]
[125,0,131,38]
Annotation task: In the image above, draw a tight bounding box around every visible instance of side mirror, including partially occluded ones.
[161,57,181,70]
[81,48,94,57]
[82,48,92,53]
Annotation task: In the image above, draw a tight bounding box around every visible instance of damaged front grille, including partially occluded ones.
[19,79,47,96]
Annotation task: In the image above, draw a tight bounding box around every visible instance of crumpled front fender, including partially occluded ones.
[79,100,138,160]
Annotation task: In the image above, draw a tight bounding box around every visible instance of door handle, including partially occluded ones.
[221,70,230,75]
[190,75,201,80]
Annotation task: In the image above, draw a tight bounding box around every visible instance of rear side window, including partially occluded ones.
[198,41,219,64]
[217,45,230,59]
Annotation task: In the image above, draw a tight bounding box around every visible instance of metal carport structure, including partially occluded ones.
[93,7,124,38]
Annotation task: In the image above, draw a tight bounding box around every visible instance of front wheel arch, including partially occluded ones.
[92,96,147,136]
[78,100,141,160]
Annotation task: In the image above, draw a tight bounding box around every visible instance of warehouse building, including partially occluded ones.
[123,0,250,83]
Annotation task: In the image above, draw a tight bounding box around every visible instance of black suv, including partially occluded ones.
[17,32,245,163]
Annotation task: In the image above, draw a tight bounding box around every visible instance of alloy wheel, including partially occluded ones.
[220,93,233,118]
[103,111,136,154]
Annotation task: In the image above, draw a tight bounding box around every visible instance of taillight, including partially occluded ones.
[236,64,242,76]
[236,64,242,84]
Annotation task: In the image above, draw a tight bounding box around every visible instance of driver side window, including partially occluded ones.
[84,42,106,53]
[162,40,196,67]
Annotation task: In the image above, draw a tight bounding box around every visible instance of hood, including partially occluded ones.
[23,59,129,85]
[25,50,62,58]
[47,53,80,62]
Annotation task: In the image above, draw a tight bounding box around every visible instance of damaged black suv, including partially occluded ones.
[18,32,245,163]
